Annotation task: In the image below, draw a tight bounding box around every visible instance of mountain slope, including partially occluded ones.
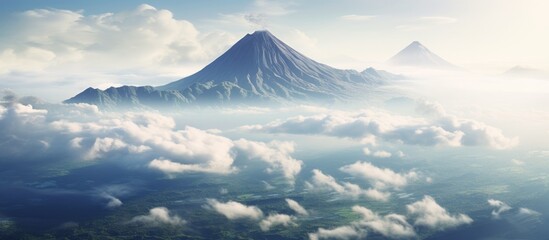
[503,65,548,79]
[159,30,379,101]
[388,41,457,69]
[66,30,397,108]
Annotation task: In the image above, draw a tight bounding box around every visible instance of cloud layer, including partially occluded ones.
[0,93,302,182]
[243,101,517,149]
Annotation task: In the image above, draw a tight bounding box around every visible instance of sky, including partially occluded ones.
[0,0,548,101]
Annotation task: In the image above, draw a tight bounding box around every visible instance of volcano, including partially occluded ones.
[388,41,457,69]
[66,30,396,108]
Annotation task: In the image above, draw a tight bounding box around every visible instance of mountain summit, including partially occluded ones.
[66,30,397,108]
[388,41,457,69]
[158,30,379,101]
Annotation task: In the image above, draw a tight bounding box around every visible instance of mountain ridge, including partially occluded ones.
[65,30,400,108]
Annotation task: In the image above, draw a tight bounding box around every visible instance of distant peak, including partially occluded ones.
[408,41,425,48]
[250,30,273,36]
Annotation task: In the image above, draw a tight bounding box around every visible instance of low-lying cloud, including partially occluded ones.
[130,207,185,226]
[308,195,472,239]
[340,161,419,190]
[0,94,302,182]
[243,101,517,149]
[206,199,264,220]
[407,196,473,230]
[305,169,390,201]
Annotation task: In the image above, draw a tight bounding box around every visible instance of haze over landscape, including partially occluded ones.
[1,1,549,239]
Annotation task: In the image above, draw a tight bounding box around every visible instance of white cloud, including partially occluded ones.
[308,199,470,240]
[259,213,297,231]
[353,205,416,238]
[340,15,376,21]
[131,207,185,226]
[512,159,525,165]
[308,225,365,240]
[286,198,308,216]
[234,139,303,182]
[372,150,392,158]
[263,180,275,190]
[212,0,294,30]
[206,199,264,220]
[0,5,236,75]
[487,199,512,219]
[518,208,541,216]
[396,16,457,31]
[407,196,473,230]
[245,102,517,149]
[101,193,123,208]
[340,161,418,189]
[0,94,301,180]
[306,169,390,201]
[420,16,458,25]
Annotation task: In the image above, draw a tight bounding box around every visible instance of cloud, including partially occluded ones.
[306,169,390,201]
[420,16,457,25]
[206,199,264,220]
[259,213,297,231]
[245,102,517,149]
[130,207,185,226]
[487,199,512,219]
[362,147,393,158]
[373,150,392,158]
[234,139,303,182]
[353,205,416,238]
[340,161,419,189]
[396,16,457,31]
[340,15,376,21]
[308,199,470,239]
[407,196,473,230]
[512,159,525,165]
[101,193,123,208]
[0,4,235,75]
[518,208,541,216]
[286,198,308,216]
[308,225,365,240]
[0,94,301,181]
[213,0,294,30]
[263,181,275,190]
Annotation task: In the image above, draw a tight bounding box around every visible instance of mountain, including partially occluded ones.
[361,67,403,81]
[503,65,548,79]
[66,30,398,108]
[387,41,457,69]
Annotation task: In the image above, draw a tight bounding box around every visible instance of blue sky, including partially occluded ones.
[0,0,547,101]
